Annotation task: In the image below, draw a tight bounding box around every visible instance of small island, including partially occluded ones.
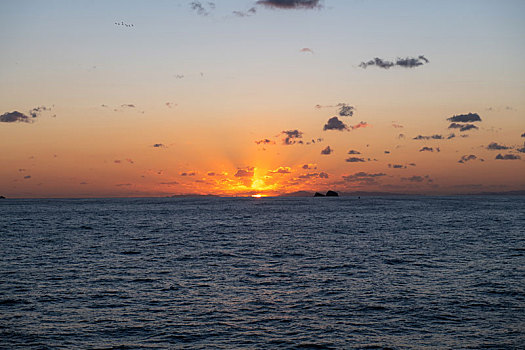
[314,191,339,197]
[0,195,6,199]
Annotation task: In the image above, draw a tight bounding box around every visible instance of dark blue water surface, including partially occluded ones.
[0,196,524,349]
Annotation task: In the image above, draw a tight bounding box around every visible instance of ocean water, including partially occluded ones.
[0,196,524,349]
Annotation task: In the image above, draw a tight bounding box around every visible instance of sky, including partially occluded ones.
[1,0,524,197]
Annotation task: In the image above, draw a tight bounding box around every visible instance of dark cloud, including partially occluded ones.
[338,104,354,117]
[190,1,215,16]
[495,153,521,160]
[516,144,525,153]
[235,167,254,177]
[321,146,333,155]
[302,164,317,170]
[413,134,443,140]
[281,129,303,145]
[384,150,390,154]
[233,7,257,17]
[121,104,135,108]
[458,155,477,163]
[255,138,275,145]
[486,142,510,150]
[409,163,416,167]
[521,133,525,138]
[23,175,31,179]
[323,117,347,131]
[0,111,32,123]
[347,150,361,155]
[419,147,434,152]
[180,171,196,176]
[345,157,365,163]
[256,0,321,9]
[359,55,429,69]
[342,172,386,184]
[153,143,167,148]
[389,164,406,169]
[447,113,482,123]
[447,133,456,139]
[298,172,328,179]
[29,106,51,118]
[448,123,478,132]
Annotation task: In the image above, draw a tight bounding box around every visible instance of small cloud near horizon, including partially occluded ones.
[256,0,322,10]
[321,146,333,155]
[359,55,429,69]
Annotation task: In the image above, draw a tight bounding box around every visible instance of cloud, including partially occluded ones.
[235,167,254,177]
[255,138,275,145]
[114,160,121,164]
[233,7,257,17]
[398,133,405,139]
[447,113,482,123]
[302,163,317,170]
[29,106,51,118]
[153,143,167,148]
[388,164,406,169]
[121,104,135,108]
[338,104,354,117]
[486,142,510,150]
[359,55,429,69]
[516,143,525,153]
[350,121,369,130]
[458,155,477,163]
[320,146,333,155]
[345,157,365,163]
[298,172,328,179]
[448,123,479,132]
[190,1,215,16]
[495,153,521,160]
[323,117,347,131]
[384,150,390,154]
[269,167,291,174]
[180,172,196,176]
[521,133,525,138]
[447,133,456,139]
[401,175,432,183]
[392,123,403,129]
[0,111,33,123]
[413,134,443,140]
[166,102,177,108]
[347,150,361,155]
[160,181,179,185]
[300,48,314,54]
[256,0,321,9]
[125,158,134,164]
[419,147,435,152]
[23,175,31,179]
[342,172,386,184]
[281,129,303,145]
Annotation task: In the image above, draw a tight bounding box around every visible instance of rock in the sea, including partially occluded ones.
[326,190,339,197]
[314,192,325,197]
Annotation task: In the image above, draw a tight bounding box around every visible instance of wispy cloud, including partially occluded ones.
[401,175,433,183]
[300,47,314,54]
[342,172,386,184]
[359,55,429,69]
[255,138,275,145]
[153,143,167,148]
[347,150,361,155]
[190,1,215,16]
[268,167,291,174]
[233,7,257,17]
[345,157,365,163]
[256,0,321,10]
[298,172,328,179]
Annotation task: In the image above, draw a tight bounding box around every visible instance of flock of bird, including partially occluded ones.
[114,21,134,27]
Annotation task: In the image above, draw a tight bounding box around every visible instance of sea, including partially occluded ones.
[0,196,524,349]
